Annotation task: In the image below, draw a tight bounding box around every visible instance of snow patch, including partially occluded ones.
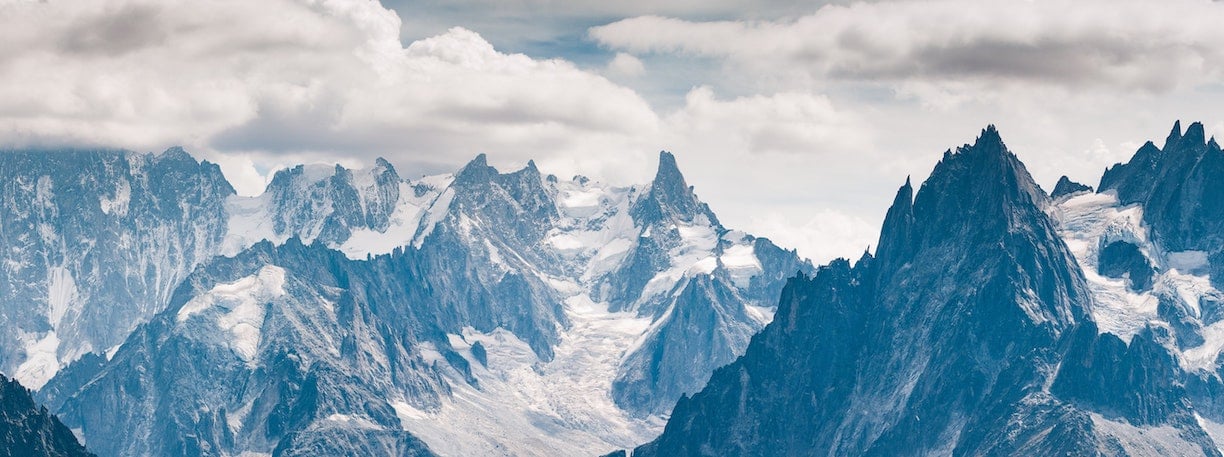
[176,266,287,366]
[14,331,61,390]
[1054,193,1158,341]
[1056,193,1224,371]
[339,181,439,260]
[413,187,455,248]
[1197,413,1224,454]
[46,266,78,330]
[394,293,660,456]
[99,178,131,217]
[1089,412,1204,455]
[1168,250,1210,274]
[323,413,380,430]
[220,194,283,256]
[720,242,762,288]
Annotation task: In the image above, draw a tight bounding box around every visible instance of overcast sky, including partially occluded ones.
[3,0,1224,263]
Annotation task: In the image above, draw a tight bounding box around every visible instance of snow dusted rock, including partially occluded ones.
[0,373,93,457]
[0,148,234,389]
[43,240,447,457]
[1051,175,1094,199]
[628,126,1222,456]
[31,148,809,455]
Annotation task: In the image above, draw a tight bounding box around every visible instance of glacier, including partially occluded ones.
[17,148,810,456]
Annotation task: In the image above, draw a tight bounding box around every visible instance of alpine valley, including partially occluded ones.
[3,121,1224,457]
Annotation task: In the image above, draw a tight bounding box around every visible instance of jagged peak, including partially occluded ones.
[876,177,918,265]
[633,150,720,227]
[156,146,196,164]
[1182,121,1206,147]
[266,163,343,192]
[369,157,401,183]
[652,151,690,191]
[510,159,541,180]
[855,249,874,269]
[470,153,488,168]
[970,124,1007,154]
[1210,136,1220,151]
[653,151,684,187]
[374,156,394,170]
[911,125,1047,227]
[1051,175,1093,199]
[891,177,914,209]
[932,125,1022,179]
[981,123,1001,140]
[1164,120,1183,150]
[455,153,497,183]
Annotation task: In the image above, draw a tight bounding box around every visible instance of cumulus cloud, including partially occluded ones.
[0,0,881,262]
[0,0,662,194]
[591,0,1224,94]
[8,0,1221,264]
[745,210,878,265]
[607,53,646,77]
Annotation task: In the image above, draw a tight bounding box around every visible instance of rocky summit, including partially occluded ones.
[6,148,808,456]
[627,123,1224,456]
[6,121,1224,457]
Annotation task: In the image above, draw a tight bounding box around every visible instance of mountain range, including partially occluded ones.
[626,122,1224,456]
[0,148,807,456]
[1,121,1222,456]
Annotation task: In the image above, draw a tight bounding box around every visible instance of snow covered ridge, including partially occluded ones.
[18,148,810,456]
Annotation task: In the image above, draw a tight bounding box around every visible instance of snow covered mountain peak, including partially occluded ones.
[16,146,812,456]
[628,122,1224,457]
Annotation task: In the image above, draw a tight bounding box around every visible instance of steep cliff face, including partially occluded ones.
[0,149,234,389]
[43,240,446,457]
[31,149,808,455]
[1099,121,1224,285]
[631,126,1220,456]
[0,373,93,457]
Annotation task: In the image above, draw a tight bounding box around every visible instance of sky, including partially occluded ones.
[2,0,1224,264]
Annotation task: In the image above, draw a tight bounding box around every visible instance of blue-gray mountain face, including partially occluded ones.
[0,373,93,457]
[3,148,808,455]
[0,149,234,390]
[630,124,1224,456]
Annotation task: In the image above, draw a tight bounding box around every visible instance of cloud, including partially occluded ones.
[607,53,645,77]
[0,0,664,195]
[6,0,1220,265]
[590,0,1224,95]
[741,209,878,265]
[663,86,865,156]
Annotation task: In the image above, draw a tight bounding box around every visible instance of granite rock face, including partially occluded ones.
[1052,175,1094,199]
[0,149,234,389]
[630,126,1223,457]
[23,148,808,455]
[0,373,93,457]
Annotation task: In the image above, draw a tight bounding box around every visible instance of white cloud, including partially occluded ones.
[591,0,1224,96]
[744,210,878,265]
[5,0,1223,267]
[0,0,661,194]
[662,86,865,157]
[607,53,646,77]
